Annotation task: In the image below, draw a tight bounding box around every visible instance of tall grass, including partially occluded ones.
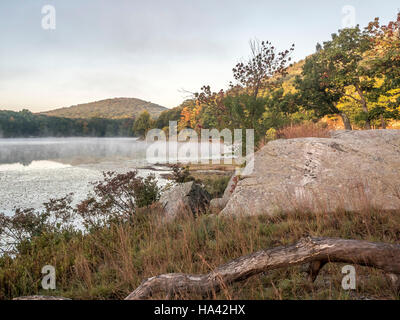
[1,201,399,300]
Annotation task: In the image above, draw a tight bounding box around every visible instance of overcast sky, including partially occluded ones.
[0,1,399,112]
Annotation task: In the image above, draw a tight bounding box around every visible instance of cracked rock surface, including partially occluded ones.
[221,130,400,216]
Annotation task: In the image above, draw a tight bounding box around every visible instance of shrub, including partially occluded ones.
[76,170,160,229]
[170,165,195,183]
[0,194,76,255]
[0,171,161,255]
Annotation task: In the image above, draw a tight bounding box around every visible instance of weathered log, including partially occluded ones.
[125,237,400,300]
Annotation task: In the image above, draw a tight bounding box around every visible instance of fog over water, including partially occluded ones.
[0,137,230,215]
[0,137,147,165]
[0,138,164,215]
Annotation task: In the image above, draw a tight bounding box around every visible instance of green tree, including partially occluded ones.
[295,53,353,130]
[310,27,376,129]
[155,105,183,129]
[223,94,268,143]
[133,110,153,137]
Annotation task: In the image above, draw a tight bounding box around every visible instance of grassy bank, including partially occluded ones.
[1,204,399,300]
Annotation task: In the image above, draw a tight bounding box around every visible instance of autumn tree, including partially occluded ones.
[366,13,400,91]
[194,85,228,130]
[365,13,400,126]
[231,40,295,98]
[178,100,202,132]
[191,40,295,144]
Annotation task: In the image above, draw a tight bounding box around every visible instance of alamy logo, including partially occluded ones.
[342,5,356,28]
[41,265,56,290]
[145,121,254,174]
[341,265,356,290]
[41,5,56,30]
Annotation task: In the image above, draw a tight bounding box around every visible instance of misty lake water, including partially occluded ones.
[0,137,231,215]
[0,138,171,215]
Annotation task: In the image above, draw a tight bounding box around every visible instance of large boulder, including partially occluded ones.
[220,130,400,216]
[159,182,211,220]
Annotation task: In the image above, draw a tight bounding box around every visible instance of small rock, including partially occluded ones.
[159,182,211,221]
[209,198,228,214]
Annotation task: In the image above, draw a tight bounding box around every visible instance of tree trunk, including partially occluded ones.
[125,237,400,300]
[354,83,371,130]
[381,114,386,129]
[339,112,352,130]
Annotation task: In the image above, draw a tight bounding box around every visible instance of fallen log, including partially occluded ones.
[125,236,400,300]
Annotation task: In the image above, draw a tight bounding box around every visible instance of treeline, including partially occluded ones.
[132,101,186,135]
[134,13,400,146]
[0,110,134,138]
[4,14,399,140]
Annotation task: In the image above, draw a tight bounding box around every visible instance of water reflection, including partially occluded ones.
[0,137,229,214]
[0,160,71,172]
[0,138,173,214]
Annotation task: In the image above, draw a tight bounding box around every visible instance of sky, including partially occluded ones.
[0,1,399,112]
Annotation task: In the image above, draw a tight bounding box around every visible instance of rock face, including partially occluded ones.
[220,130,400,216]
[160,182,211,220]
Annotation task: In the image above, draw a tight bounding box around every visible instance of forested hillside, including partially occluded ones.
[42,97,166,119]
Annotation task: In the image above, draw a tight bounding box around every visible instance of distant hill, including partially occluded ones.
[42,98,167,119]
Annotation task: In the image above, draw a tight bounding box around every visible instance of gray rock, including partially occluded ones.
[221,130,400,216]
[209,197,228,213]
[160,182,211,220]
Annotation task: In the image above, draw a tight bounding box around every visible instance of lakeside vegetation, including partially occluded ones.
[0,14,400,301]
[1,163,399,300]
[141,14,399,144]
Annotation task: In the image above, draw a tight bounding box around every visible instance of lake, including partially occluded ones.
[0,137,230,215]
[0,138,171,215]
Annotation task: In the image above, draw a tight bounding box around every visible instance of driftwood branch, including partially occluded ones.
[125,237,400,300]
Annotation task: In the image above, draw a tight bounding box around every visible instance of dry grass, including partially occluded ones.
[1,195,400,300]
[277,122,331,139]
